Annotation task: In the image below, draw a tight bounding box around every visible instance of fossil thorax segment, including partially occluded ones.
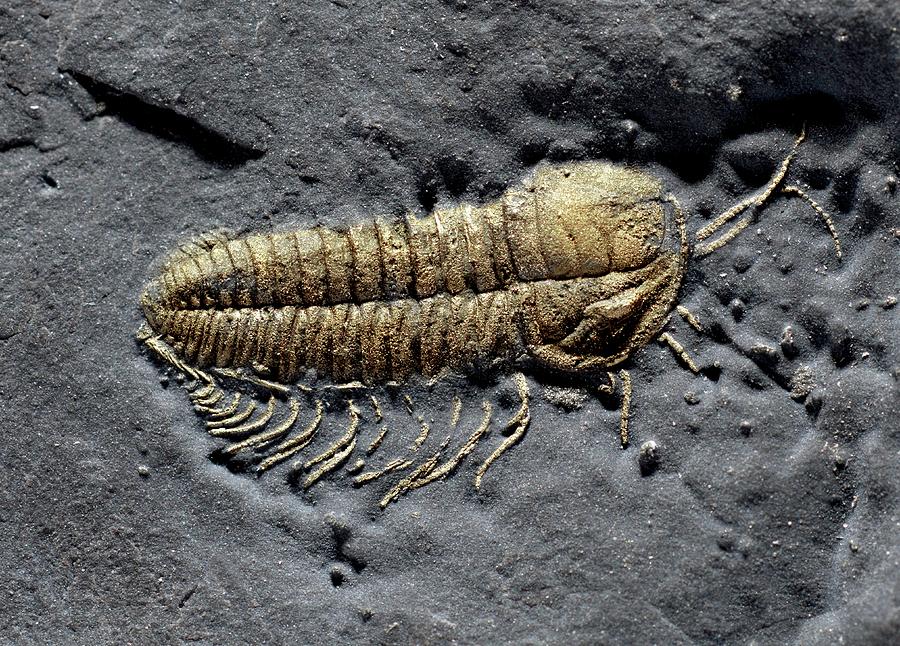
[141,162,685,383]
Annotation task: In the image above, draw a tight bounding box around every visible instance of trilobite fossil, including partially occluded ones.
[138,129,841,507]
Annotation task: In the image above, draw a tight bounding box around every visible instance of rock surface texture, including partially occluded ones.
[1,1,898,644]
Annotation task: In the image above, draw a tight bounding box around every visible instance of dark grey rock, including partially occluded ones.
[1,1,898,644]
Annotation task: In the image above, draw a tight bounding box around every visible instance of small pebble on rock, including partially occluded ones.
[638,441,660,476]
[780,325,797,358]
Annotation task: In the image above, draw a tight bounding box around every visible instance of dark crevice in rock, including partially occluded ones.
[65,71,265,169]
[40,170,58,188]
[177,584,199,608]
[0,138,37,153]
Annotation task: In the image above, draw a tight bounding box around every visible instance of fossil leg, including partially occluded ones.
[366,426,389,456]
[528,344,582,372]
[412,416,430,450]
[196,394,232,415]
[450,395,462,429]
[675,305,703,332]
[474,373,530,490]
[353,457,414,487]
[618,369,633,448]
[413,400,492,491]
[425,368,453,388]
[256,400,324,473]
[302,402,360,470]
[189,383,216,401]
[220,398,301,457]
[303,437,357,490]
[206,400,257,431]
[379,440,450,509]
[144,336,213,385]
[327,381,369,392]
[658,332,701,374]
[780,185,842,259]
[194,388,224,408]
[696,129,804,256]
[369,395,383,422]
[402,394,415,415]
[210,367,291,396]
[363,395,388,456]
[346,459,366,475]
[208,397,276,438]
[204,393,242,419]
[598,371,617,397]
[373,399,489,499]
[531,341,634,374]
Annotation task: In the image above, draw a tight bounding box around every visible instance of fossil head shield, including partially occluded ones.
[500,162,687,374]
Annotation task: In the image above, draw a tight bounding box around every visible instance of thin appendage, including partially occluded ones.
[189,383,216,401]
[676,305,703,332]
[210,368,291,396]
[665,193,690,272]
[412,416,430,449]
[530,341,635,374]
[696,129,809,257]
[369,395,383,421]
[330,381,368,391]
[304,402,360,469]
[426,368,453,388]
[658,332,701,374]
[194,389,224,408]
[380,442,449,509]
[256,400,324,473]
[695,214,753,257]
[673,196,689,258]
[208,397,276,438]
[366,426,389,455]
[196,395,231,415]
[205,393,242,419]
[145,337,213,384]
[696,129,805,246]
[618,369,633,448]
[695,131,840,261]
[220,398,301,457]
[303,437,357,489]
[347,459,366,474]
[403,394,415,415]
[206,400,257,430]
[598,372,617,396]
[353,457,414,487]
[450,396,462,429]
[414,400,492,489]
[474,373,530,490]
[781,185,842,259]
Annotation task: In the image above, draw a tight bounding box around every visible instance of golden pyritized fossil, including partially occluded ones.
[138,129,840,507]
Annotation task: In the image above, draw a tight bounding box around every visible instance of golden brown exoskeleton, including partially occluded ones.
[138,130,841,506]
[142,163,685,382]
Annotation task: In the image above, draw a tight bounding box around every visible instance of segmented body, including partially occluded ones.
[139,131,843,502]
[142,163,685,385]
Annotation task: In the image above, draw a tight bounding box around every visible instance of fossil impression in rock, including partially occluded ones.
[138,129,841,507]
